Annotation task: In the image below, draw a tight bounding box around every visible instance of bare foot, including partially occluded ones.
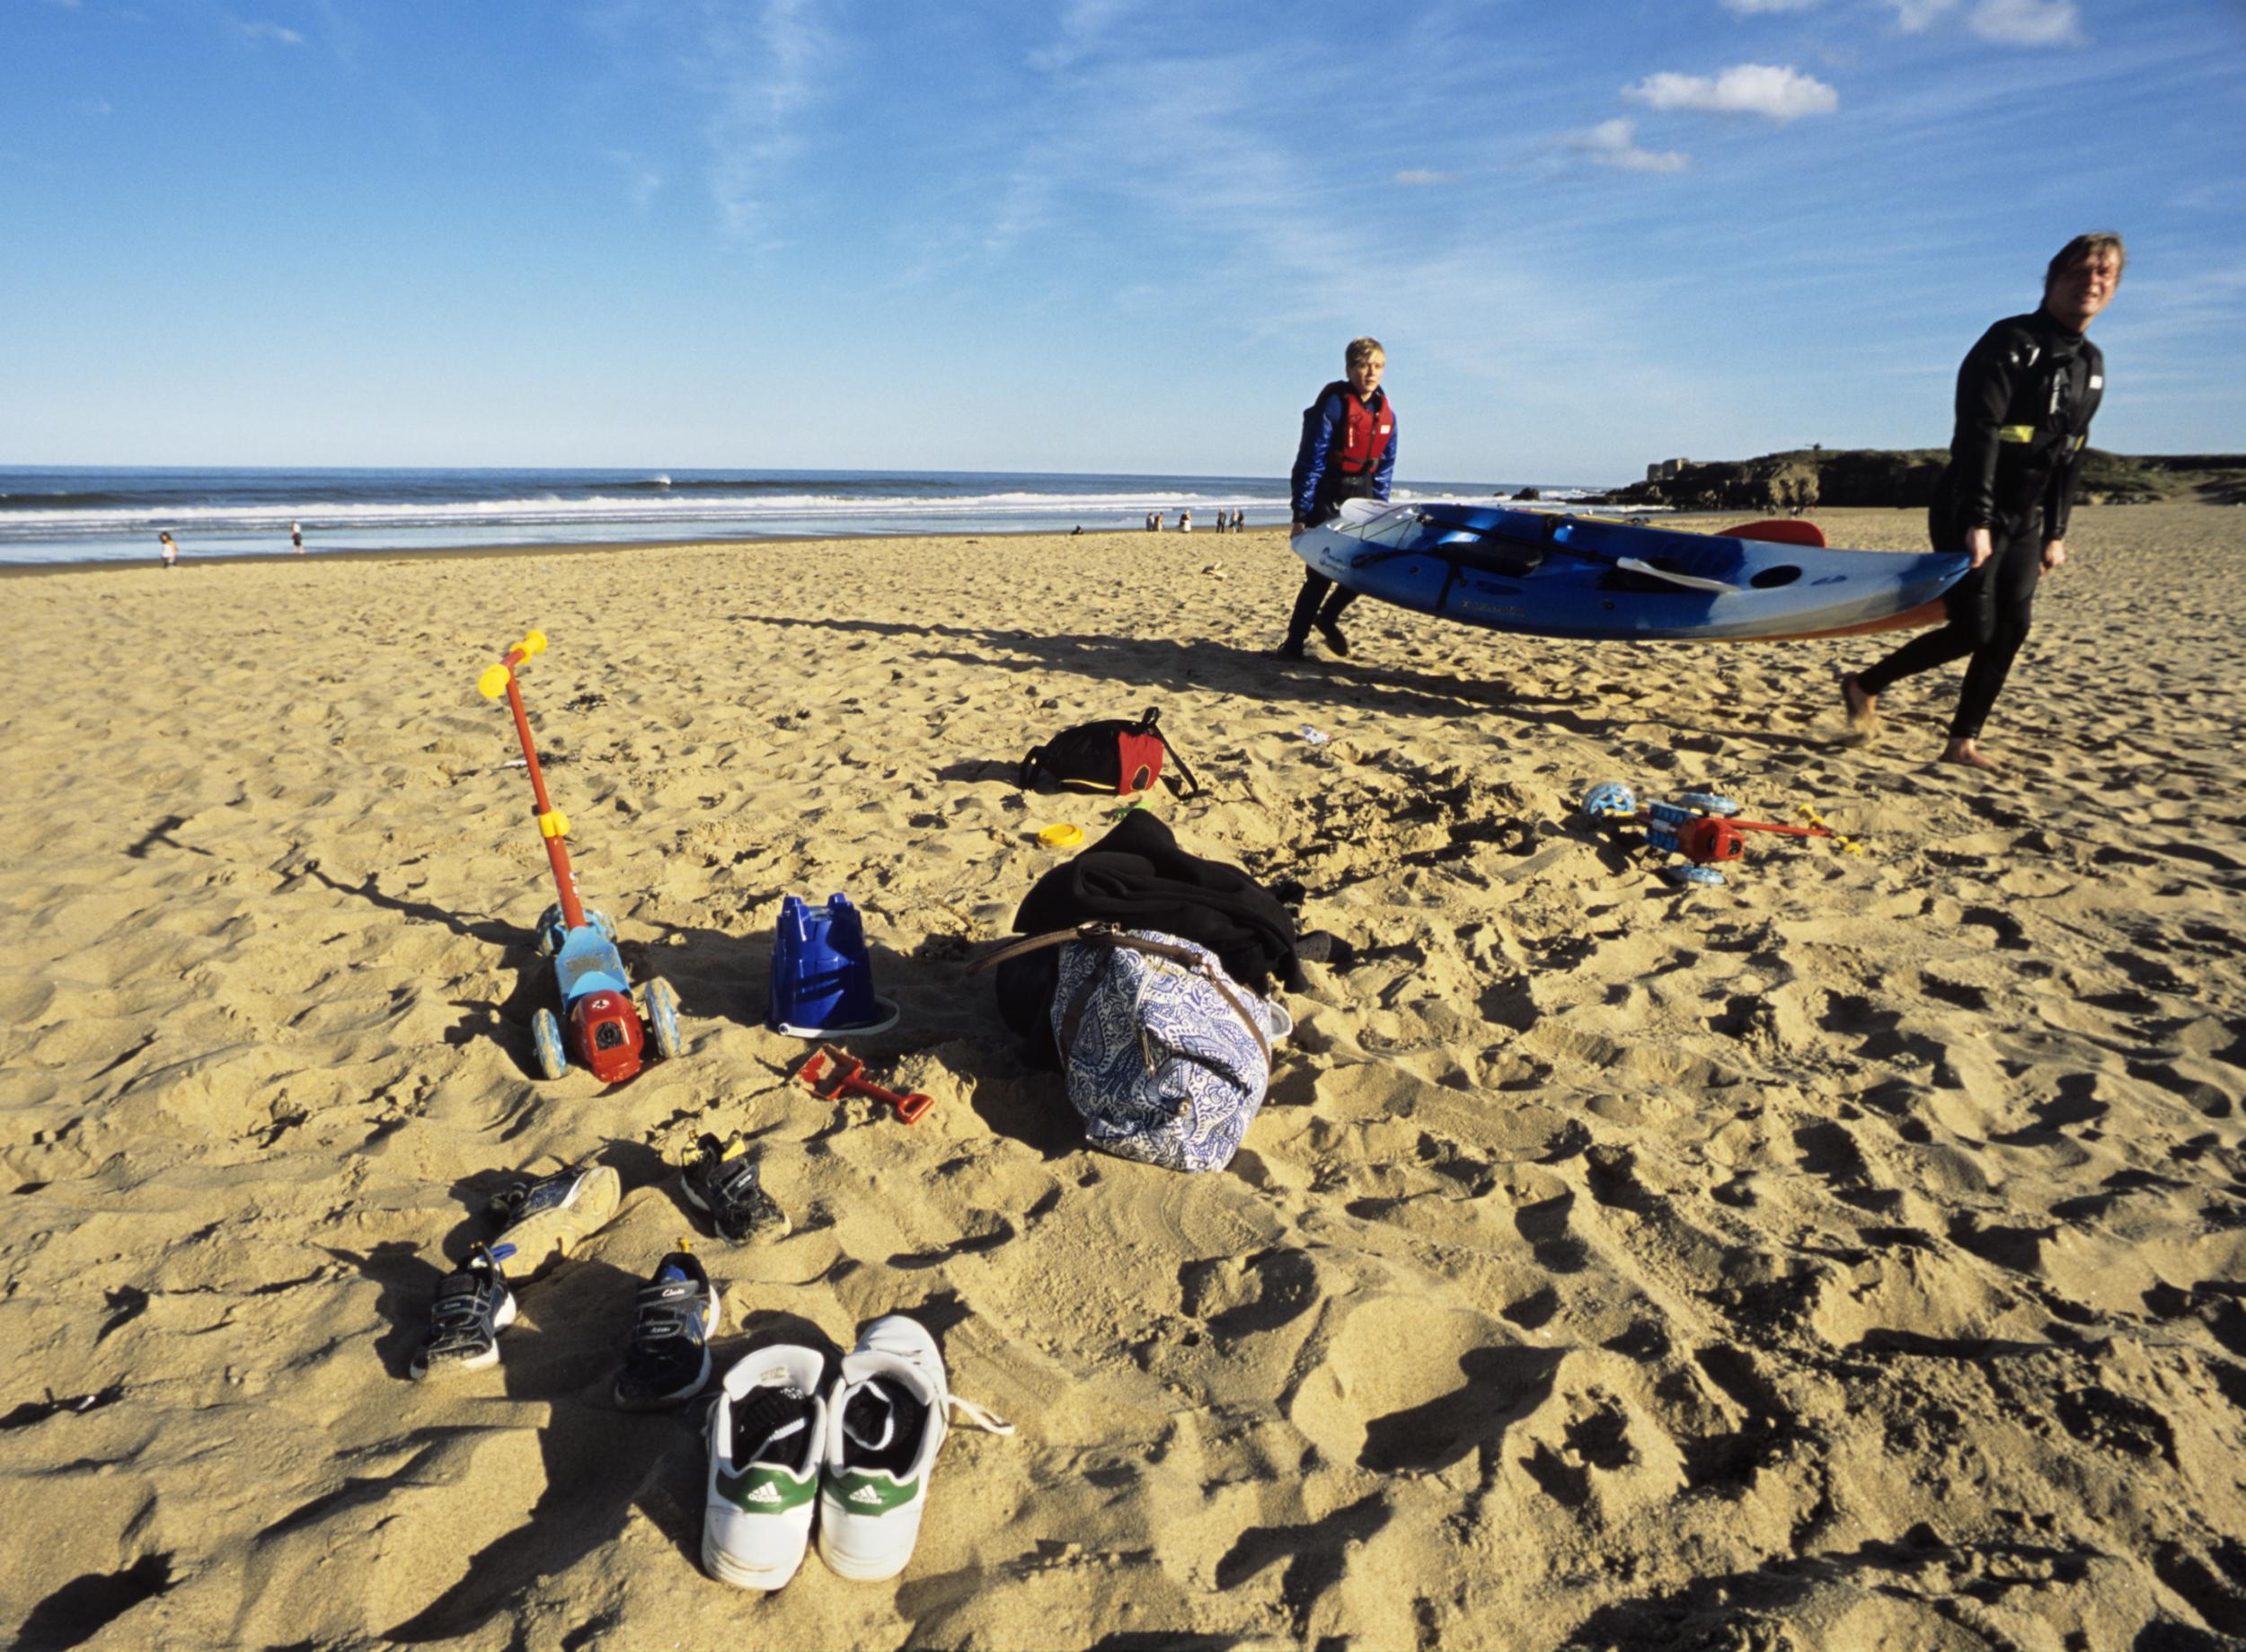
[1940,738,1998,771]
[1840,673,1879,734]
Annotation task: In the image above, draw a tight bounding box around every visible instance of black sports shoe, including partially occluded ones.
[614,1243,721,1410]
[411,1244,517,1380]
[682,1135,790,1242]
[1314,620,1350,658]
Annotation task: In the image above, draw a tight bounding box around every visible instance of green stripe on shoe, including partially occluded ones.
[825,1471,921,1513]
[714,1466,818,1512]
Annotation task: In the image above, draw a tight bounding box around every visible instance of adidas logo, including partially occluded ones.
[848,1486,885,1506]
[746,1482,782,1506]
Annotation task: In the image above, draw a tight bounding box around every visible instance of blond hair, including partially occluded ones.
[1345,336,1385,367]
[2046,232,2125,291]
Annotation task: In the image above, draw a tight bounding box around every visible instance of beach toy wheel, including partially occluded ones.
[532,1006,569,1079]
[1661,863,1726,888]
[1580,781,1637,819]
[535,902,566,958]
[1677,791,1740,817]
[645,976,684,1061]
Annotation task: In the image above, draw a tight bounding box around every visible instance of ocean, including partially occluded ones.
[0,466,1603,566]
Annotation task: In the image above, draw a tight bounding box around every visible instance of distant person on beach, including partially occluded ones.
[291,520,304,553]
[1154,512,1164,532]
[1277,336,1396,659]
[1180,508,1193,534]
[1843,232,2122,771]
[159,531,178,569]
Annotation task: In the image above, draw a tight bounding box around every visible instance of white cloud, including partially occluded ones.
[1721,0,1818,12]
[1394,169,1455,186]
[234,18,306,45]
[1968,0,2082,46]
[1882,0,1958,32]
[687,0,836,236]
[1028,0,1135,73]
[1623,63,1838,120]
[1567,119,1691,173]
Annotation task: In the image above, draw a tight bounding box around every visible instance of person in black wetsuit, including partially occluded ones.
[1844,233,2123,770]
[1275,336,1397,659]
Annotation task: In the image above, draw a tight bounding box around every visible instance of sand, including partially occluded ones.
[3,504,2243,1651]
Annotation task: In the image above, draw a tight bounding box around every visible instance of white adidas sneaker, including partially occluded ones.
[815,1314,1013,1582]
[703,1345,827,1591]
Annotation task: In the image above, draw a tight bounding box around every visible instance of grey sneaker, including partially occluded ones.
[487,1162,621,1281]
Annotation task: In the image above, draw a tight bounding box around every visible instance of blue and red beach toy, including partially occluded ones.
[478,631,685,1082]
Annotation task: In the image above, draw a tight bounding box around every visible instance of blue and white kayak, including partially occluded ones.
[1293,499,1968,642]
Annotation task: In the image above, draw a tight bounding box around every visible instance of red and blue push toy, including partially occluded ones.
[1580,781,1837,888]
[478,631,685,1083]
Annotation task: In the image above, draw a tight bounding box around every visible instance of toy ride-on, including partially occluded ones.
[478,630,685,1082]
[1580,780,1839,888]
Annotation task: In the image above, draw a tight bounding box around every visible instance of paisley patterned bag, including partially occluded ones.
[979,925,1288,1172]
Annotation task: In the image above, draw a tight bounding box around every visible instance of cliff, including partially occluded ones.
[1596,449,2246,511]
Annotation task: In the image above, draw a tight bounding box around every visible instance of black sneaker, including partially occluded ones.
[682,1135,790,1242]
[1271,640,1307,660]
[411,1245,517,1380]
[1314,620,1351,658]
[614,1243,721,1411]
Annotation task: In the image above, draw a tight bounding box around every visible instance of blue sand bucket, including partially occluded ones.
[766,894,899,1038]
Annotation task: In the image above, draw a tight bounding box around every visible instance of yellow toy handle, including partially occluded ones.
[476,631,549,698]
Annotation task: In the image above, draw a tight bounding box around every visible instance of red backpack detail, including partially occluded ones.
[1019,707,1201,798]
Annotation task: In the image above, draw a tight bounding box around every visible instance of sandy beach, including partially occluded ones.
[4,503,2243,1650]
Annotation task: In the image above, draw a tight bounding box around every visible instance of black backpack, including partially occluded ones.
[1018,707,1201,798]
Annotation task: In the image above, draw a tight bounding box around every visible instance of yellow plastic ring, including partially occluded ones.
[1038,824,1084,849]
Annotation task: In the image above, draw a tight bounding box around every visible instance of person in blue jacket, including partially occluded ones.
[1276,337,1396,659]
[1844,233,2121,770]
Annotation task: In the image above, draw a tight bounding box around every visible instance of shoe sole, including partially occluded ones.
[702,1527,809,1591]
[816,1520,921,1582]
[411,1288,517,1380]
[491,1166,621,1281]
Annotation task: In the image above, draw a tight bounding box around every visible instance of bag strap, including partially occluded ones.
[970,924,1270,1065]
[1134,705,1201,797]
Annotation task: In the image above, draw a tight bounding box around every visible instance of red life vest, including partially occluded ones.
[1323,382,1394,478]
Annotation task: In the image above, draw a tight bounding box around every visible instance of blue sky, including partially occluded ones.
[3,0,2241,481]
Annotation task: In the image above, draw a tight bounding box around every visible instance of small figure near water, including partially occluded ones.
[1180,508,1193,534]
[159,531,178,569]
[1278,336,1396,659]
[1843,232,2122,772]
[291,520,304,554]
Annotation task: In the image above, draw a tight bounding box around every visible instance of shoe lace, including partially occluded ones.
[947,1394,1015,1436]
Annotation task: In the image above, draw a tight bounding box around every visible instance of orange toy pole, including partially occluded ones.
[478,632,586,932]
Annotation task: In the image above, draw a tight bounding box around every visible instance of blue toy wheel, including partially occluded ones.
[535,903,566,959]
[531,1006,569,1080]
[1677,791,1740,817]
[1662,863,1726,888]
[644,976,684,1061]
[1580,781,1637,819]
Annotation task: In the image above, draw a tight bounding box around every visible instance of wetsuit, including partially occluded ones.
[1281,382,1398,652]
[1856,308,2104,740]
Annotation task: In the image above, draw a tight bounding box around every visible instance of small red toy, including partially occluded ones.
[799,1045,933,1125]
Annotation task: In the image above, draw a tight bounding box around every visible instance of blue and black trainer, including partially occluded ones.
[613,1241,721,1411]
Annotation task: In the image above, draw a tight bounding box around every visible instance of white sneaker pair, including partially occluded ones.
[703,1314,1013,1590]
